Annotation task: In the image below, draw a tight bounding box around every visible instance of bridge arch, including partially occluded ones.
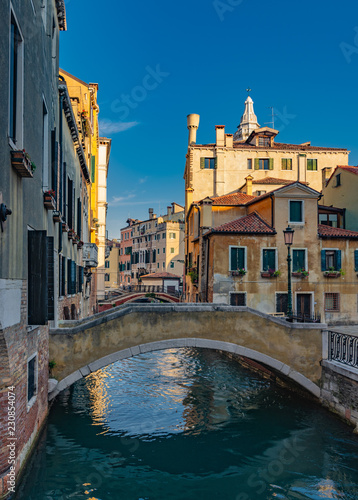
[49,304,325,401]
[49,337,320,402]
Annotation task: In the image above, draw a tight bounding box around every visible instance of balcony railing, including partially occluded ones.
[83,243,98,268]
[328,331,358,368]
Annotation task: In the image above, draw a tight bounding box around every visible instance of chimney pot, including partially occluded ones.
[187,114,200,145]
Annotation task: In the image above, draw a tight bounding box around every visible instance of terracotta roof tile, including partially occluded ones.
[251,177,308,185]
[192,142,347,152]
[318,224,358,239]
[336,165,358,175]
[212,212,275,234]
[211,192,256,206]
[141,272,181,279]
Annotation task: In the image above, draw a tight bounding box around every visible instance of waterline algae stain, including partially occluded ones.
[14,348,358,499]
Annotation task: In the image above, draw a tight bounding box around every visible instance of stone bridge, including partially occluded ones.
[98,292,179,312]
[49,304,327,401]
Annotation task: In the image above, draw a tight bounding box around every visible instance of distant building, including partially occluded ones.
[119,218,137,287]
[184,97,349,211]
[104,239,120,290]
[130,204,185,285]
[321,165,358,231]
[185,182,358,325]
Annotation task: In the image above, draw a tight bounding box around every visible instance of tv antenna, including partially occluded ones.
[265,106,276,129]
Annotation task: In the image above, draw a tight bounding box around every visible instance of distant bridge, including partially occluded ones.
[49,304,326,400]
[99,290,179,311]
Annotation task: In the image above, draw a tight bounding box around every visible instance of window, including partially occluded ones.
[169,233,176,239]
[157,263,159,268]
[254,158,273,170]
[163,248,166,254]
[258,137,270,147]
[355,250,358,272]
[321,250,341,271]
[162,262,165,268]
[319,213,338,227]
[157,248,160,254]
[292,249,306,272]
[170,248,175,254]
[325,293,340,312]
[255,190,266,196]
[289,200,303,223]
[230,293,246,306]
[262,249,276,271]
[105,274,110,282]
[200,157,217,169]
[105,261,110,268]
[307,159,317,171]
[42,100,49,188]
[276,293,288,314]
[335,174,341,187]
[230,247,246,271]
[27,354,37,403]
[281,158,292,170]
[162,233,166,239]
[170,262,175,268]
[9,12,23,146]
[247,159,252,170]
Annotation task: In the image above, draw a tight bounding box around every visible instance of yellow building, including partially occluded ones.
[104,239,120,291]
[59,70,111,305]
[185,182,358,325]
[184,96,349,211]
[321,165,358,231]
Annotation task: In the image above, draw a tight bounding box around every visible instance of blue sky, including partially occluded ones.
[61,0,358,238]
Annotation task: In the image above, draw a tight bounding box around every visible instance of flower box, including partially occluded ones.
[77,241,84,249]
[324,272,341,278]
[11,150,34,178]
[68,230,75,240]
[43,194,55,210]
[292,272,308,278]
[231,270,246,277]
[52,211,61,223]
[62,222,69,233]
[261,271,280,278]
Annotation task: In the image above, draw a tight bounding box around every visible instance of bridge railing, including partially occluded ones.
[119,285,180,298]
[328,331,358,368]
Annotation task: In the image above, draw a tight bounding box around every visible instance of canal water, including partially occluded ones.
[14,348,358,500]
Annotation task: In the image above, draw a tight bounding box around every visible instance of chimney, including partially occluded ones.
[149,208,154,219]
[201,198,213,229]
[187,114,200,145]
[215,125,225,147]
[185,187,194,214]
[322,167,332,189]
[245,175,253,196]
[225,134,233,148]
[167,206,171,217]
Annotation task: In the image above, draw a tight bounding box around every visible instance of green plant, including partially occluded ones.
[145,292,156,298]
[188,270,198,283]
[272,269,281,277]
[49,360,56,375]
[298,268,309,277]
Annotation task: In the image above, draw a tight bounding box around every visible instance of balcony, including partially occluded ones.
[83,243,98,268]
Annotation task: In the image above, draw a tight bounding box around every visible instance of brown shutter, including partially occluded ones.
[28,231,48,325]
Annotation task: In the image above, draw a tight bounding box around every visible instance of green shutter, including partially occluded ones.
[231,247,244,270]
[321,250,326,271]
[28,231,48,325]
[200,157,205,169]
[336,250,342,270]
[355,250,358,272]
[214,157,218,169]
[91,156,96,182]
[269,158,274,170]
[230,247,236,271]
[292,250,305,272]
[254,158,260,170]
[263,249,275,271]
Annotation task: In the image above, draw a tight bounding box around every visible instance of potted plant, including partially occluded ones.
[62,222,69,233]
[188,270,198,284]
[43,189,56,209]
[292,268,309,278]
[11,149,36,178]
[261,268,280,278]
[231,268,246,276]
[324,267,344,278]
[77,240,84,249]
[52,210,61,223]
[68,229,75,240]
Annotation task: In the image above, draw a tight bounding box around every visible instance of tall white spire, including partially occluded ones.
[234,96,260,141]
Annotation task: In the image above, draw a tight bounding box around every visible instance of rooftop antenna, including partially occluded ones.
[265,106,276,129]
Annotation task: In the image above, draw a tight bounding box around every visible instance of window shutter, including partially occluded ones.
[269,158,274,170]
[71,261,76,294]
[67,258,71,294]
[336,250,342,270]
[200,158,205,169]
[321,250,326,271]
[214,157,218,169]
[47,236,54,321]
[254,159,260,170]
[355,250,358,272]
[79,266,84,292]
[91,155,96,183]
[77,198,82,239]
[28,231,48,325]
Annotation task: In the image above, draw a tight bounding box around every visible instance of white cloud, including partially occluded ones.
[108,193,136,206]
[99,119,139,134]
[139,176,148,184]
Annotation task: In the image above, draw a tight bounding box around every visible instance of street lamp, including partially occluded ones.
[283,226,294,319]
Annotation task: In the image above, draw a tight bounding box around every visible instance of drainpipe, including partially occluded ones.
[205,235,210,303]
[270,193,274,227]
